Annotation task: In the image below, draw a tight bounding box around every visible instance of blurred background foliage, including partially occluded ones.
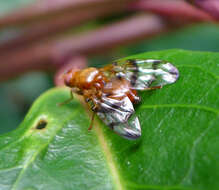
[0,0,34,16]
[0,0,219,134]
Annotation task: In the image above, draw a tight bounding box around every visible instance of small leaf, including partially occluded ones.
[0,49,218,190]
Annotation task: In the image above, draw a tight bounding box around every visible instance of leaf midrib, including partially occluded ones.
[79,97,124,190]
[93,120,124,190]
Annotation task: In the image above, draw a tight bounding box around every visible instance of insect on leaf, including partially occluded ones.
[0,49,218,190]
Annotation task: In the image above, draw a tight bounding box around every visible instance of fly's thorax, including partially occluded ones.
[72,67,107,90]
[103,78,138,103]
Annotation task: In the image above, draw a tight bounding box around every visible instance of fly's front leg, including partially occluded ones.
[57,90,74,106]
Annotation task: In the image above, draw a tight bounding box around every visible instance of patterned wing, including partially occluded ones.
[96,95,141,140]
[102,59,179,90]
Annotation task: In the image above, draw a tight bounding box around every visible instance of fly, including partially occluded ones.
[61,59,179,140]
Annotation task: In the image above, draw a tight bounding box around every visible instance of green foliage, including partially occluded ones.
[0,49,218,190]
[127,24,219,53]
[0,72,53,134]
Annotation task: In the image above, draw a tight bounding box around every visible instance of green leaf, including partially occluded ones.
[0,49,218,190]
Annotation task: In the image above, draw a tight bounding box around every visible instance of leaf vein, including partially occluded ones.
[80,98,124,190]
[140,104,219,115]
[180,118,216,184]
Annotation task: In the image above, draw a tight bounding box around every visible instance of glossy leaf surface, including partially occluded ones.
[0,49,218,190]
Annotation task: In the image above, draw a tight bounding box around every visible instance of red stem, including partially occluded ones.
[129,0,214,22]
[0,0,132,28]
[195,0,219,19]
[0,3,126,52]
[0,14,166,81]
[53,14,166,57]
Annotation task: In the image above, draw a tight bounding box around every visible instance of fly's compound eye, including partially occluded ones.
[64,72,72,87]
[64,69,77,87]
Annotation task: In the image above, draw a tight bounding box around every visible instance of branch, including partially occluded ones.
[0,3,126,52]
[195,0,219,19]
[0,0,131,28]
[53,14,166,57]
[0,14,167,81]
[129,0,214,22]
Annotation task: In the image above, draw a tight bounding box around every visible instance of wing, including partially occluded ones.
[96,95,141,140]
[102,59,179,90]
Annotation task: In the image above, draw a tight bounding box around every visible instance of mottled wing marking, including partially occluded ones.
[105,59,179,90]
[96,96,141,140]
[94,59,179,139]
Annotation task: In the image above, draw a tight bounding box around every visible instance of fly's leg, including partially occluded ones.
[57,90,74,106]
[128,89,141,104]
[144,86,162,91]
[88,111,96,130]
[88,104,98,130]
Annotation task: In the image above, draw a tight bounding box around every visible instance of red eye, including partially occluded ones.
[64,69,75,87]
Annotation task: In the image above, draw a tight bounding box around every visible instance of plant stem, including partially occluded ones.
[0,3,126,52]
[0,0,132,28]
[0,14,166,81]
[129,0,214,22]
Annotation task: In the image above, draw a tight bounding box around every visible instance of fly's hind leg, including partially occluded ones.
[145,86,162,90]
[86,95,100,131]
[88,111,96,130]
[88,104,98,130]
[57,90,74,106]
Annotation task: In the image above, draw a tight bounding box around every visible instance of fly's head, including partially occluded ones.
[63,68,77,88]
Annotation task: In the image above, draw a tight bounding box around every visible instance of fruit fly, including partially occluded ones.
[62,59,179,140]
